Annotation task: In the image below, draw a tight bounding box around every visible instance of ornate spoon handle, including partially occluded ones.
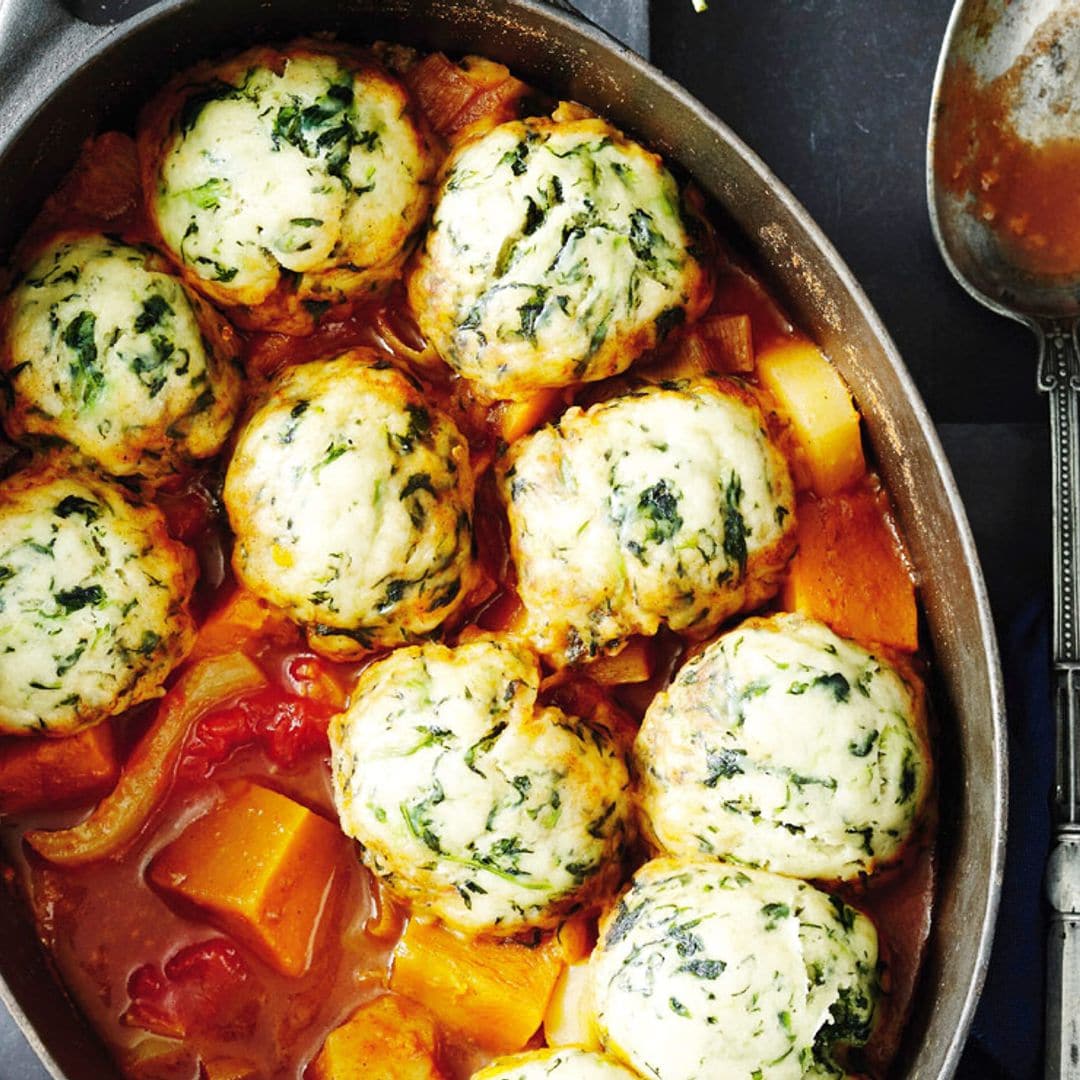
[1037,317,1080,1080]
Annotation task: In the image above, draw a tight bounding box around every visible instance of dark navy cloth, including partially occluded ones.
[957,598,1051,1080]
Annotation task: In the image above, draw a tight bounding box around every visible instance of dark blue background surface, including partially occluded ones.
[0,1,1052,1076]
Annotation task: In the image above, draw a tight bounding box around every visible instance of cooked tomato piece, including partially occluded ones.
[180,688,334,780]
[123,939,254,1039]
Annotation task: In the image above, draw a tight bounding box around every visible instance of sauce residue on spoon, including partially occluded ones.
[936,37,1080,278]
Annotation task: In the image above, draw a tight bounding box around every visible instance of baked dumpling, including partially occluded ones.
[223,351,477,658]
[0,231,242,480]
[408,115,712,398]
[139,41,437,332]
[0,456,197,735]
[329,636,632,935]
[499,378,796,667]
[590,857,879,1080]
[636,612,932,880]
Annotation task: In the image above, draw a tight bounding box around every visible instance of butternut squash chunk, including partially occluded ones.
[492,388,565,444]
[781,488,918,652]
[0,724,117,815]
[390,919,565,1054]
[310,994,446,1080]
[149,780,344,976]
[189,588,297,662]
[756,338,865,495]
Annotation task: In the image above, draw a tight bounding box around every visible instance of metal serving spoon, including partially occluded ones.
[928,1,1080,1076]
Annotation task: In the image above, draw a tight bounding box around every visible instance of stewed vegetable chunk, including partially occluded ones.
[149,780,346,977]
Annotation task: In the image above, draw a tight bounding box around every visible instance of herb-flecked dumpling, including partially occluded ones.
[635,612,932,880]
[0,232,242,481]
[329,636,632,935]
[498,378,796,668]
[0,456,197,735]
[471,1048,639,1079]
[590,857,879,1080]
[138,41,437,333]
[223,351,477,659]
[408,115,712,398]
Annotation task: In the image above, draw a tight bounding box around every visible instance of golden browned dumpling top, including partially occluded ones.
[0,231,242,481]
[0,455,197,735]
[139,40,437,333]
[408,115,712,399]
[223,351,478,659]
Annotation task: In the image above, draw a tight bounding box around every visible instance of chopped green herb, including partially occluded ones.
[54,495,101,524]
[63,311,103,409]
[134,294,174,334]
[722,471,748,576]
[55,584,105,613]
[637,479,683,547]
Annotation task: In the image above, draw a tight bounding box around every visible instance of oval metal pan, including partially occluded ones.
[0,2,1006,1077]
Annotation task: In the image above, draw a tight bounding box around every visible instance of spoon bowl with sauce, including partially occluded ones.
[928,2,1080,1076]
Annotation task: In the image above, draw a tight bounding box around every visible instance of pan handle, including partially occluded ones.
[0,0,116,150]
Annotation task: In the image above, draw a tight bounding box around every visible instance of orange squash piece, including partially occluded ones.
[310,994,446,1080]
[757,337,866,496]
[149,780,344,976]
[0,724,118,815]
[390,919,565,1054]
[492,387,565,444]
[189,588,297,662]
[781,486,918,652]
